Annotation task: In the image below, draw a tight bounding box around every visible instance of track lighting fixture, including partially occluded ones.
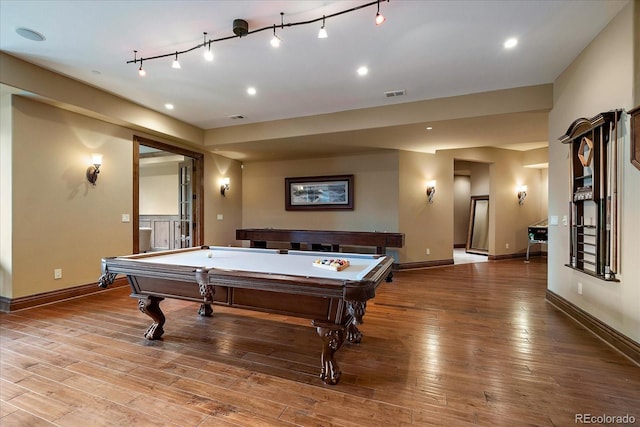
[127,1,390,73]
[318,15,328,39]
[171,52,181,69]
[375,0,386,25]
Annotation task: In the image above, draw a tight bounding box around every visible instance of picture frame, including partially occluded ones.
[285,175,354,211]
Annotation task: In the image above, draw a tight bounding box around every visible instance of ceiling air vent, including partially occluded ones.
[384,89,406,98]
[228,114,245,120]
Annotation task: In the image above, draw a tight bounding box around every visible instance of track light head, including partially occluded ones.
[172,52,181,69]
[204,43,213,61]
[203,33,214,61]
[271,25,281,47]
[134,50,146,76]
[375,0,386,25]
[318,15,328,39]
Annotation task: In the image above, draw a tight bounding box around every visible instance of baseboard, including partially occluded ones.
[396,259,454,269]
[0,277,129,312]
[546,289,640,366]
[488,251,547,261]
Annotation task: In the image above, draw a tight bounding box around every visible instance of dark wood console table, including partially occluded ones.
[236,228,404,255]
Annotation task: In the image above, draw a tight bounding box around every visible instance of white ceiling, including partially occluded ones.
[0,0,628,161]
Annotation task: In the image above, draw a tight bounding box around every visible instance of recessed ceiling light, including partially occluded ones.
[164,103,174,110]
[426,126,433,130]
[247,87,257,95]
[357,66,368,76]
[15,27,45,41]
[504,38,518,49]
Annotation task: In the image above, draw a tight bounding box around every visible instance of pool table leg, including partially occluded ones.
[314,323,345,385]
[196,270,215,317]
[345,319,363,344]
[345,300,368,344]
[198,304,213,317]
[137,296,165,340]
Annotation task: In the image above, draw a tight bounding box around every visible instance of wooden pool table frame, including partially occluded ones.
[99,246,394,385]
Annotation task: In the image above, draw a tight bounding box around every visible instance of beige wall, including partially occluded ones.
[438,148,545,257]
[1,92,242,300]
[453,175,471,246]
[469,162,490,196]
[140,162,180,215]
[10,97,134,298]
[204,152,243,247]
[239,146,548,265]
[398,151,454,263]
[241,151,400,233]
[635,0,640,105]
[548,1,639,341]
[0,86,14,298]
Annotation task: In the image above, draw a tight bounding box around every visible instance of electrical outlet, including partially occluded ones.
[578,282,583,295]
[122,214,130,222]
[426,248,430,255]
[54,268,62,279]
[505,243,509,249]
[217,214,223,220]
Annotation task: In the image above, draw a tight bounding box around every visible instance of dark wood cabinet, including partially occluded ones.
[236,228,404,255]
[559,110,623,281]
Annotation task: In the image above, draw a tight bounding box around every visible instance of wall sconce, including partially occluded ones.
[426,180,436,204]
[517,185,527,205]
[86,153,102,186]
[220,177,230,196]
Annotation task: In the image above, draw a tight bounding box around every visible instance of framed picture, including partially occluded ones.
[285,175,354,211]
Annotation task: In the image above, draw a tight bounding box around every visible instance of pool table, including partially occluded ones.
[98,246,394,385]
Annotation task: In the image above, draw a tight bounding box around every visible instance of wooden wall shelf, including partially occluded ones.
[559,110,622,281]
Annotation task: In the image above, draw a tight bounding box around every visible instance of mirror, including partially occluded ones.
[466,195,489,255]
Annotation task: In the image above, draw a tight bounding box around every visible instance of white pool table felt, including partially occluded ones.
[130,247,386,281]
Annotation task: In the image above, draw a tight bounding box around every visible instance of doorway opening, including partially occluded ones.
[133,136,204,253]
[453,160,491,264]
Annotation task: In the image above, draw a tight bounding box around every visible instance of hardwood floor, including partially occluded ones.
[1,258,638,426]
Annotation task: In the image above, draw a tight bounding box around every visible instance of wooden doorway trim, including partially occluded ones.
[133,136,205,253]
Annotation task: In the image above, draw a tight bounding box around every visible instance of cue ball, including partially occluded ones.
[207,252,213,258]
